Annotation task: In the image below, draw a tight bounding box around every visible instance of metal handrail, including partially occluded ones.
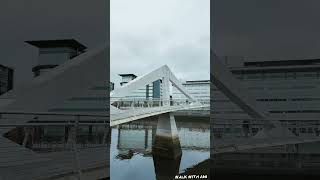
[0,122,109,127]
[0,111,108,117]
[212,117,320,121]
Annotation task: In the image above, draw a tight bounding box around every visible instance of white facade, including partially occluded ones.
[172,80,210,104]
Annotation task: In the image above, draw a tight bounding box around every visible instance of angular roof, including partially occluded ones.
[25,39,87,51]
[118,74,137,77]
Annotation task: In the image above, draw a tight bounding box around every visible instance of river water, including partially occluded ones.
[110,115,210,180]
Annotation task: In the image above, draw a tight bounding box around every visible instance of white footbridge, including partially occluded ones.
[110,65,209,126]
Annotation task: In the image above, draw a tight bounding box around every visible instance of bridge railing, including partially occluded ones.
[212,118,320,139]
[0,111,109,152]
[0,112,109,179]
[110,97,206,109]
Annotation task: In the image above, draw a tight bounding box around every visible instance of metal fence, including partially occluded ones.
[0,111,110,151]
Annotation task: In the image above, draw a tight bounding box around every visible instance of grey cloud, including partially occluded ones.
[111,0,210,86]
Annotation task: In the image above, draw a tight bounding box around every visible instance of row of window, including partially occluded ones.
[211,97,320,103]
[212,110,320,114]
[235,72,320,80]
[248,85,316,90]
[257,98,320,102]
[213,127,320,134]
[173,92,209,95]
[270,110,320,113]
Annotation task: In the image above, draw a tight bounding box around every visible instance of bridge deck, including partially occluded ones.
[111,104,208,126]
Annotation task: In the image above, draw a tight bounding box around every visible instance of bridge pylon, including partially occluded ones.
[110,65,197,104]
[152,113,182,159]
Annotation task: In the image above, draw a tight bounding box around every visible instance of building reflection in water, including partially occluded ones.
[111,115,210,180]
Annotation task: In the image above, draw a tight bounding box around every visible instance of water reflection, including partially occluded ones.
[111,115,210,180]
[153,153,181,180]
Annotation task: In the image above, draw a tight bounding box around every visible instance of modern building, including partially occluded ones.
[117,74,162,100]
[23,39,109,115]
[26,39,87,77]
[115,73,211,103]
[0,64,14,95]
[119,74,137,86]
[172,80,210,104]
[213,56,320,137]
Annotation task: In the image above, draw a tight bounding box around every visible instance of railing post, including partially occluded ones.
[102,123,110,145]
[22,127,31,147]
[71,115,82,180]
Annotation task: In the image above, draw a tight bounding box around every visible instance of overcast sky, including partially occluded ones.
[0,0,107,87]
[213,0,320,61]
[110,0,210,87]
[3,1,319,88]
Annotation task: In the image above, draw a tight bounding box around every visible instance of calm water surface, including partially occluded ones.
[110,116,210,180]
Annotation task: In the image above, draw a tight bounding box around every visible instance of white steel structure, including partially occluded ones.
[110,65,208,126]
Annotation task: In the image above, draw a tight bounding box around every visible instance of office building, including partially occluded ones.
[213,57,320,137]
[172,80,210,104]
[26,39,87,77]
[22,39,108,116]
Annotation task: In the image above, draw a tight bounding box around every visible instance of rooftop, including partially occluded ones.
[25,39,87,51]
[183,80,210,85]
[185,80,210,83]
[0,64,14,70]
[119,74,137,77]
[244,58,320,67]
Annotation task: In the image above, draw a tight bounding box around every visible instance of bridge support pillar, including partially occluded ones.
[153,113,182,159]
